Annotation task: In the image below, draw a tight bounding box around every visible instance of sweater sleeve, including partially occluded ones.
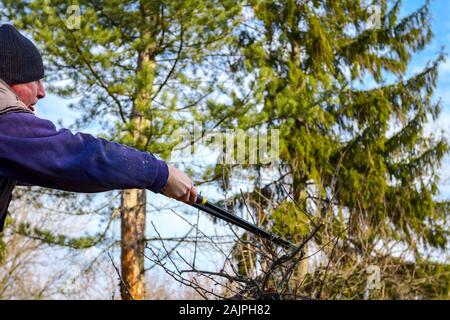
[0,112,169,193]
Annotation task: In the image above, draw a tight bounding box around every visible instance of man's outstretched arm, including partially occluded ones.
[0,112,196,203]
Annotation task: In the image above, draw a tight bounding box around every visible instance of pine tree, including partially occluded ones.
[0,0,243,299]
[204,0,449,298]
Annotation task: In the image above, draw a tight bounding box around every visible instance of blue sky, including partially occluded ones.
[405,0,450,103]
[407,0,450,197]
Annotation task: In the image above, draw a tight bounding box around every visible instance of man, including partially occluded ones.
[0,24,197,232]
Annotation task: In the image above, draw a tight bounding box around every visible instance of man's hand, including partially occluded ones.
[161,164,197,204]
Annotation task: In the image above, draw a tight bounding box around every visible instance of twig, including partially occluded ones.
[107,252,134,300]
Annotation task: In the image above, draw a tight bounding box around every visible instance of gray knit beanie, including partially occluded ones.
[0,24,45,84]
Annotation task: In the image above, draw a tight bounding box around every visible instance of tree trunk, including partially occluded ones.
[120,188,147,300]
[120,70,149,299]
[120,96,149,300]
[120,6,157,297]
[293,174,309,281]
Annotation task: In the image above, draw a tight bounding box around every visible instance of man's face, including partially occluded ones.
[10,80,46,112]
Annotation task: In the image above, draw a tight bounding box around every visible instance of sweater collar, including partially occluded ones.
[0,78,33,116]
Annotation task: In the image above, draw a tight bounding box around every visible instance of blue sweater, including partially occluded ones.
[0,112,169,230]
